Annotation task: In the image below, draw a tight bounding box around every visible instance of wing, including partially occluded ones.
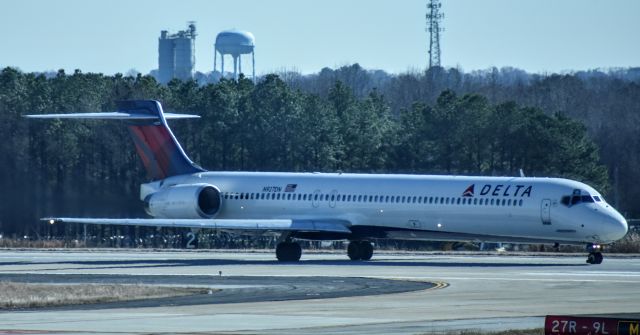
[24,112,199,120]
[43,218,352,234]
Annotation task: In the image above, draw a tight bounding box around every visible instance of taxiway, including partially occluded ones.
[0,250,638,334]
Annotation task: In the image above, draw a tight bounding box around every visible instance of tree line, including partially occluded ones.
[0,65,633,236]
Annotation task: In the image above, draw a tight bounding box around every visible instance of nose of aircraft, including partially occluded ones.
[607,210,628,242]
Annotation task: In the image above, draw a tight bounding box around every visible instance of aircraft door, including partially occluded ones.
[312,189,321,208]
[329,190,338,208]
[541,199,551,225]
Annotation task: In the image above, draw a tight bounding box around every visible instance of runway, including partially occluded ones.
[0,249,639,334]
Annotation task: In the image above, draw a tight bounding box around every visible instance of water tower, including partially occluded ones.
[214,30,255,81]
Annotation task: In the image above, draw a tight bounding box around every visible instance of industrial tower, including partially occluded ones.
[158,23,196,84]
[426,0,444,68]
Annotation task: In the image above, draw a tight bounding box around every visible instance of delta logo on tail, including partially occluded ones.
[462,184,533,197]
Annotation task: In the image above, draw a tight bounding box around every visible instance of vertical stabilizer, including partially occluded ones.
[119,100,205,180]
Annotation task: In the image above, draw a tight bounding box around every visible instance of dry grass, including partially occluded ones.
[608,231,640,253]
[0,281,210,309]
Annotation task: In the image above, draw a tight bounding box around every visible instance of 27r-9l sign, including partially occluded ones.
[545,315,640,335]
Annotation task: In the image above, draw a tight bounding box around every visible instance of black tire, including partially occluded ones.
[587,252,604,264]
[290,242,302,261]
[276,242,288,261]
[347,242,361,260]
[594,252,603,264]
[359,241,373,261]
[276,242,302,262]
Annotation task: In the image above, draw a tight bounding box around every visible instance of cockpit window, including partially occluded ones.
[581,195,594,203]
[571,195,581,205]
[561,190,596,207]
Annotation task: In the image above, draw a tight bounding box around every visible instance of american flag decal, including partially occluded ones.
[285,184,298,192]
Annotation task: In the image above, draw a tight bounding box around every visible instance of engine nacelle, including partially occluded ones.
[144,184,221,219]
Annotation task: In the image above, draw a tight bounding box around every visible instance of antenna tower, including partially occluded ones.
[426,0,444,68]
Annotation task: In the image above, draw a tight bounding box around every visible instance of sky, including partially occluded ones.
[0,0,638,75]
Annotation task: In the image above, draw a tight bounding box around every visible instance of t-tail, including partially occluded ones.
[25,100,205,180]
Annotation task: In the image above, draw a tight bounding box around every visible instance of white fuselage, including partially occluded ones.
[143,172,628,245]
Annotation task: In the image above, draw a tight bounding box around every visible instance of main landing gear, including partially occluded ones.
[273,237,375,262]
[347,240,374,261]
[586,244,604,265]
[276,241,302,262]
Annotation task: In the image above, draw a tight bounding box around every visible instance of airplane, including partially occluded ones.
[26,100,629,264]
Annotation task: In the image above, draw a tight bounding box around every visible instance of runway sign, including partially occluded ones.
[545,315,640,335]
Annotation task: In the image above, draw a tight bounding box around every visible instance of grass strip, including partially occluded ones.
[0,281,211,309]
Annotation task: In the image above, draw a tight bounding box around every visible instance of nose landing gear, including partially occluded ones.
[586,244,604,264]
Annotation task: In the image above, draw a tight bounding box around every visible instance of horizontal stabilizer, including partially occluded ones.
[24,112,200,120]
[43,218,352,233]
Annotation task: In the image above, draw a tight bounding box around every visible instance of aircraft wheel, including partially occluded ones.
[347,241,361,260]
[594,252,603,264]
[359,241,374,261]
[586,252,603,265]
[276,242,302,262]
[586,253,595,264]
[348,241,373,261]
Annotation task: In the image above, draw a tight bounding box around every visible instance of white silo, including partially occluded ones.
[173,23,196,80]
[214,30,255,81]
[158,30,175,84]
[158,23,196,84]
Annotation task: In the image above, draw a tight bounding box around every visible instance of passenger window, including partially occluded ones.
[519,199,523,206]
